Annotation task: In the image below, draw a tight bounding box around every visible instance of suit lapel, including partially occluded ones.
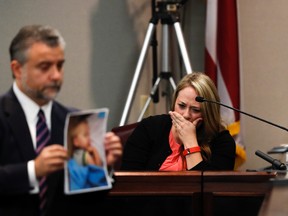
[50,102,68,146]
[3,89,36,161]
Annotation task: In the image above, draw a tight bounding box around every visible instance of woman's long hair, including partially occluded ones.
[171,72,226,161]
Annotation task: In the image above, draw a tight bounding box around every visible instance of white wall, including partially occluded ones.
[238,0,288,170]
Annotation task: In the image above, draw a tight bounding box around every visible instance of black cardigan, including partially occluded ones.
[120,114,236,171]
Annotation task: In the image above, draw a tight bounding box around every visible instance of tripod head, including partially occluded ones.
[152,0,187,24]
[155,0,188,7]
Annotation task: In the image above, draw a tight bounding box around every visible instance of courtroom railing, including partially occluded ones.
[106,171,276,216]
[109,171,202,196]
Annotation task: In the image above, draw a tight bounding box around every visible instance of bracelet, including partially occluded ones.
[183,146,201,157]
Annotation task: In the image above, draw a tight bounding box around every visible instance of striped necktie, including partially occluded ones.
[36,109,50,216]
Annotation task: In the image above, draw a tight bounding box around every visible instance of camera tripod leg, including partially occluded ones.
[120,22,157,126]
[138,76,161,121]
[173,21,193,74]
[138,23,176,121]
[138,71,176,121]
[137,20,191,121]
[169,76,177,89]
[120,2,193,125]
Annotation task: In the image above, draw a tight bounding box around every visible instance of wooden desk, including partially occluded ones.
[107,171,202,216]
[106,171,275,216]
[109,171,202,195]
[202,171,275,216]
[258,172,288,216]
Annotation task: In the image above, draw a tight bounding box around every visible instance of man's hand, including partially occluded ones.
[104,132,122,166]
[34,144,68,178]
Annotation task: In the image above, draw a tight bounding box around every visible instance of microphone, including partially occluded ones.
[255,150,287,170]
[195,96,288,132]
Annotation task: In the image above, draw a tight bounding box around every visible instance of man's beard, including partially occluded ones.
[21,67,62,102]
[22,79,61,102]
[35,84,61,101]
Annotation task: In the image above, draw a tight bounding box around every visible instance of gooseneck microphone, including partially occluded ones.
[255,150,287,170]
[195,96,288,132]
[196,96,288,170]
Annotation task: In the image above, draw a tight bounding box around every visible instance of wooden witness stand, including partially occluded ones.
[105,171,276,216]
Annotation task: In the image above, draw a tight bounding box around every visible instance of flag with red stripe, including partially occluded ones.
[205,0,246,169]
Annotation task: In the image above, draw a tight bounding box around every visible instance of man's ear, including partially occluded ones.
[10,60,22,78]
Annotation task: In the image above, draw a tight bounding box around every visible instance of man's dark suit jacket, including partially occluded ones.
[0,88,71,215]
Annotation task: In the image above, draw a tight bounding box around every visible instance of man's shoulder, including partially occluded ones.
[0,88,15,101]
[0,88,20,114]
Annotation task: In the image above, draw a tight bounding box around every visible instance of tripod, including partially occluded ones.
[120,0,193,126]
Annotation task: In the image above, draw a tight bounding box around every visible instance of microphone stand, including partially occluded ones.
[255,150,287,170]
[196,96,288,132]
[196,96,288,170]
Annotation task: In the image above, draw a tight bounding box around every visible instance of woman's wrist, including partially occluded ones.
[183,146,201,157]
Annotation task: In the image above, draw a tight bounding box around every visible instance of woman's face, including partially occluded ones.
[174,86,202,122]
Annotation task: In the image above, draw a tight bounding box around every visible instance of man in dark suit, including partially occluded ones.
[0,25,122,215]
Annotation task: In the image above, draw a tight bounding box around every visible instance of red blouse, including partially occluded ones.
[159,129,184,171]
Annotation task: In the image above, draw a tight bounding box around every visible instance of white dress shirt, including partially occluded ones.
[13,81,52,193]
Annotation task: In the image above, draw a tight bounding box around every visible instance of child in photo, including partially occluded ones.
[67,115,108,191]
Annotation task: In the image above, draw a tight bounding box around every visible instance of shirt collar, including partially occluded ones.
[13,81,53,129]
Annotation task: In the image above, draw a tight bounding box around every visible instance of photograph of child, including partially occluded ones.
[66,112,110,192]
